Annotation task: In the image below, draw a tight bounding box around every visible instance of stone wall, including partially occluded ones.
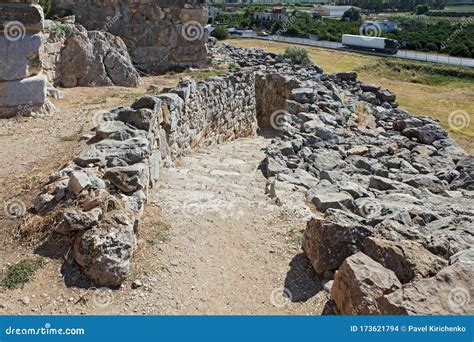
[29,71,258,287]
[24,44,473,315]
[52,0,210,74]
[0,0,55,117]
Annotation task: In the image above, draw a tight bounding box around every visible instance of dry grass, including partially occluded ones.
[224,39,473,154]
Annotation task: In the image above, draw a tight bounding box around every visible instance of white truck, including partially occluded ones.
[341,34,398,55]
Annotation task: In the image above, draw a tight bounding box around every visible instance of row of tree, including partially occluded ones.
[335,0,446,12]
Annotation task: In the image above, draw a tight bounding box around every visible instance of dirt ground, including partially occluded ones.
[0,76,178,314]
[0,72,330,315]
[0,54,471,314]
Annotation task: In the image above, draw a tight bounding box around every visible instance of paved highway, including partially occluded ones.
[237,32,474,68]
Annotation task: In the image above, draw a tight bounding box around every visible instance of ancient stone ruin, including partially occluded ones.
[0,0,211,117]
[24,43,473,315]
[0,0,143,117]
[52,0,210,73]
[42,16,142,88]
[0,0,55,117]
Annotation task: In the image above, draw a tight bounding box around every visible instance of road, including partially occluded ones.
[237,32,474,68]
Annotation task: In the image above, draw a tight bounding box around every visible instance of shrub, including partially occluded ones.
[211,26,229,40]
[341,8,361,22]
[39,0,53,18]
[2,257,45,289]
[415,5,430,15]
[283,47,313,66]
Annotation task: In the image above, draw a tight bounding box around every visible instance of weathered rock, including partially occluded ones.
[375,88,396,103]
[34,193,55,215]
[117,108,157,132]
[307,191,354,212]
[363,237,448,283]
[53,0,210,73]
[379,262,474,315]
[67,171,92,195]
[331,252,402,314]
[369,176,398,191]
[449,248,474,267]
[0,75,47,107]
[56,208,102,234]
[303,209,373,274]
[402,124,448,145]
[104,163,149,193]
[0,34,43,81]
[59,29,141,88]
[74,138,150,167]
[74,210,137,287]
[95,121,146,141]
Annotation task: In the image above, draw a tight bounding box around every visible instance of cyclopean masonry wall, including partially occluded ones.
[25,44,473,314]
[42,16,142,88]
[0,0,55,117]
[52,0,210,73]
[29,71,258,287]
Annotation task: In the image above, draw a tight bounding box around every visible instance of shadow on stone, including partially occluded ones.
[34,232,73,260]
[284,252,323,302]
[60,260,99,289]
[34,232,96,289]
[321,299,339,315]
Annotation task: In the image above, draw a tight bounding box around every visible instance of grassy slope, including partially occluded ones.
[224,39,473,154]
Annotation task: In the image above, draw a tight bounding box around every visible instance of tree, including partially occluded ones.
[415,5,429,15]
[341,8,361,22]
[283,47,313,66]
[211,26,229,40]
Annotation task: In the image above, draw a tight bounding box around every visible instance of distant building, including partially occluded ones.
[311,5,357,17]
[253,6,289,28]
[362,20,398,33]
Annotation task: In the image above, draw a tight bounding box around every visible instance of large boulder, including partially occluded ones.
[59,28,141,88]
[303,209,373,274]
[379,263,474,315]
[363,237,448,283]
[331,252,402,314]
[74,210,138,287]
[0,33,43,81]
[74,137,150,167]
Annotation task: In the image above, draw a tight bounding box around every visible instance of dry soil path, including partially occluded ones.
[137,136,326,314]
[0,136,327,315]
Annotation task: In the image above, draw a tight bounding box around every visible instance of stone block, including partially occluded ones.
[0,3,44,33]
[0,33,43,81]
[0,74,46,107]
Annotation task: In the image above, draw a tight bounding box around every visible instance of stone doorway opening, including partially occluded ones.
[254,73,299,134]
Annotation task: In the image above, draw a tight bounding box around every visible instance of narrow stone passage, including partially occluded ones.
[139,137,325,314]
